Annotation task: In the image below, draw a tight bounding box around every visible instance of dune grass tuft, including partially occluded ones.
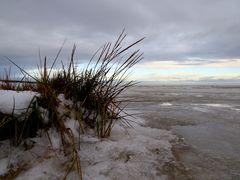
[0,30,144,179]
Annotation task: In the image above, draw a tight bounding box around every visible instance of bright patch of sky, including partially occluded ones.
[131,60,240,82]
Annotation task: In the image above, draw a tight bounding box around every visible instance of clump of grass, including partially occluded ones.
[50,31,143,137]
[0,67,16,90]
[3,52,84,179]
[0,30,144,179]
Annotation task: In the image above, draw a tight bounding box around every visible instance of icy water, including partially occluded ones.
[124,85,240,180]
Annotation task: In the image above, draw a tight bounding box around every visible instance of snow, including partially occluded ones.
[192,107,210,113]
[191,103,240,113]
[160,102,172,106]
[81,118,176,180]
[0,119,177,179]
[203,104,232,108]
[0,90,38,114]
[0,158,8,175]
[0,90,179,179]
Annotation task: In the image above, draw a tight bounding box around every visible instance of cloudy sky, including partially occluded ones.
[1,0,240,83]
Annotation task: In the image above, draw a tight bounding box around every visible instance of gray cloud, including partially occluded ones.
[1,0,240,68]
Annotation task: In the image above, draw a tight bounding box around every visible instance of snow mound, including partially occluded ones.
[0,117,177,180]
[81,123,176,180]
[0,90,38,114]
[0,90,179,179]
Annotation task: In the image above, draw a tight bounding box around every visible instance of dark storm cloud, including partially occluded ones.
[0,0,240,68]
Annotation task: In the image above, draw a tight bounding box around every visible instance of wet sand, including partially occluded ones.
[123,85,240,180]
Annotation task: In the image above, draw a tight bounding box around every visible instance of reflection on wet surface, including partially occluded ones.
[124,85,240,180]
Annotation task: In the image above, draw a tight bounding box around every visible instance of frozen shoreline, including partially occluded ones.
[124,85,240,180]
[3,85,239,179]
[0,115,186,180]
[0,90,189,179]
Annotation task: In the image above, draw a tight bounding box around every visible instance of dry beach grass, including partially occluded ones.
[0,30,144,179]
